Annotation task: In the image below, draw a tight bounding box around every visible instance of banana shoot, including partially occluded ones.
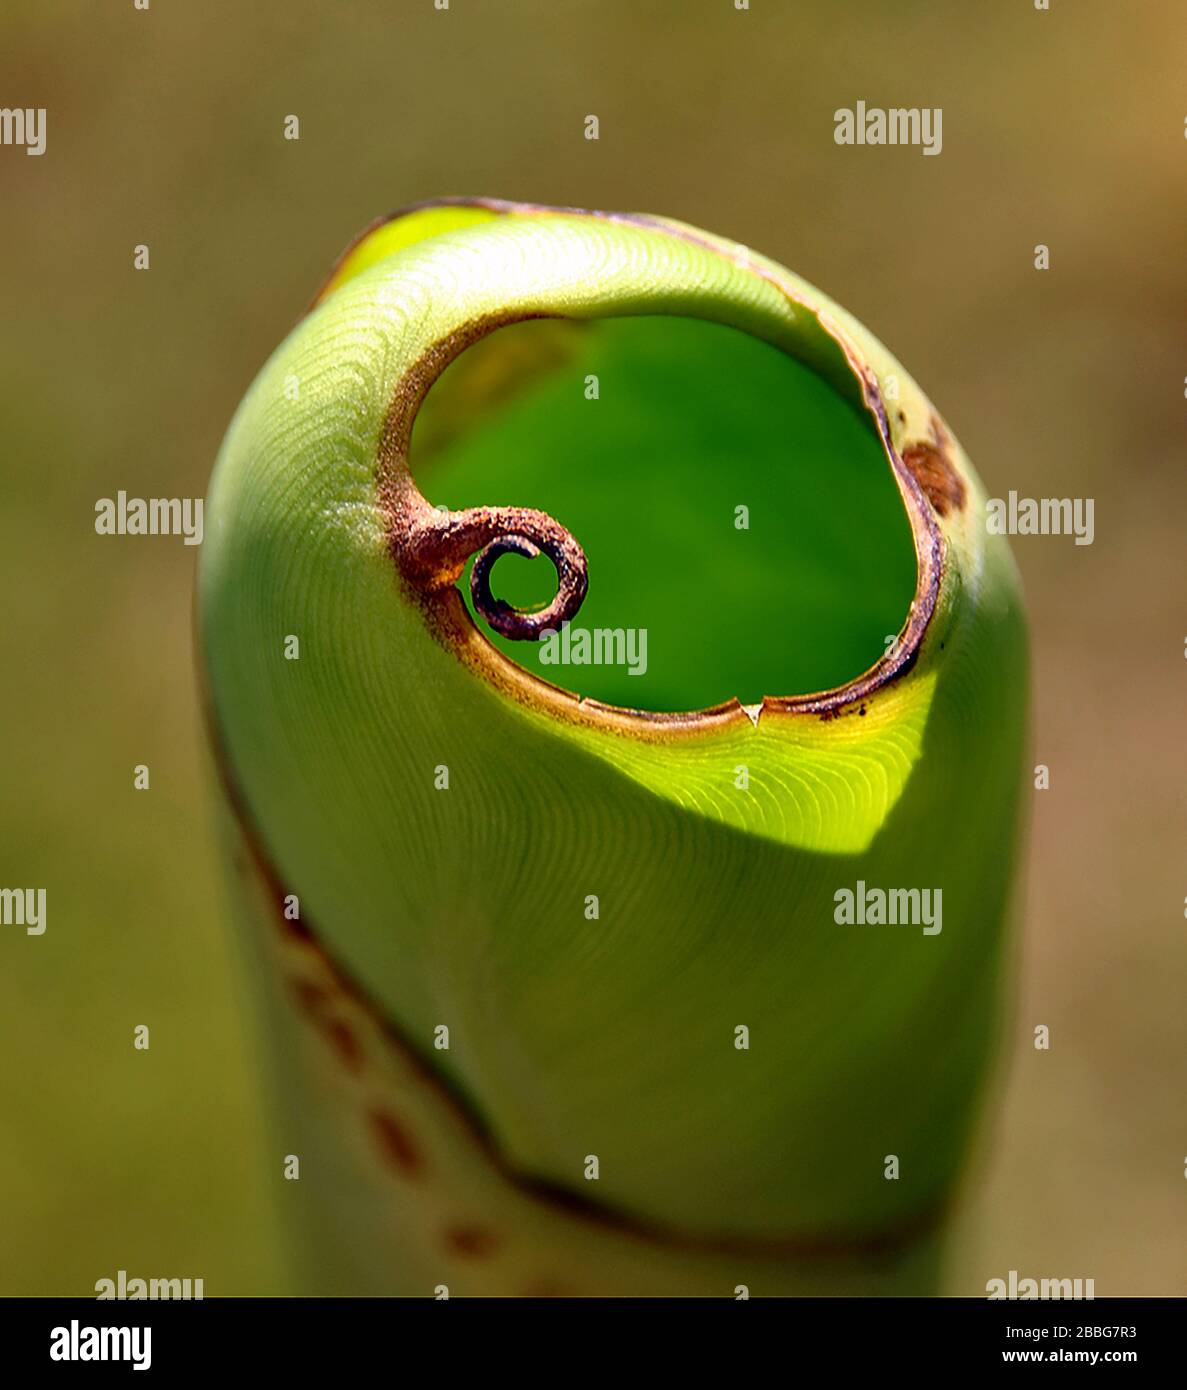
[198,198,1028,1296]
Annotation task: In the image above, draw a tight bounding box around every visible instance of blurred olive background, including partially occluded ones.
[1,0,1184,1296]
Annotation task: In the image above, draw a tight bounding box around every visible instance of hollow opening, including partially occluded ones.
[410,315,917,713]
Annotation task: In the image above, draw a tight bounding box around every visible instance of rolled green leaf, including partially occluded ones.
[199,198,1027,1296]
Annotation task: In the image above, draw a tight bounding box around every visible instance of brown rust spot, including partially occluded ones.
[290,978,331,1016]
[519,1279,575,1298]
[367,1108,424,1179]
[901,440,966,517]
[443,1224,501,1259]
[317,1015,363,1072]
